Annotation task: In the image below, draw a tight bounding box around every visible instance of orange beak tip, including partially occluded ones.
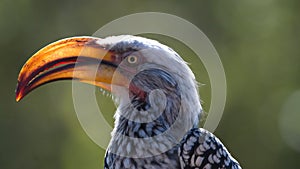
[15,90,22,102]
[16,95,22,102]
[15,82,25,102]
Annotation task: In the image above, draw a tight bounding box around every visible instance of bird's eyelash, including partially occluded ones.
[99,88,113,98]
[112,53,135,63]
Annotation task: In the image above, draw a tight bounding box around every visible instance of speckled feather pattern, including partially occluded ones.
[179,128,241,169]
[105,128,241,169]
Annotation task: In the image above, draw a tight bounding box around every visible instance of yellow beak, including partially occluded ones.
[16,36,128,102]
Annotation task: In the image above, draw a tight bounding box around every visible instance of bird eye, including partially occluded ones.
[127,55,138,64]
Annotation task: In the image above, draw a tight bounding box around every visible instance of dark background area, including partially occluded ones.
[1,0,300,168]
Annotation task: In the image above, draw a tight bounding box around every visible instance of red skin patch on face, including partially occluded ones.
[129,83,147,101]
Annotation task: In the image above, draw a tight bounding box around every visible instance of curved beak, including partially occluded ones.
[16,36,128,102]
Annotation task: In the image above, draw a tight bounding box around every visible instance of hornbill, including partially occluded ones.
[16,35,241,169]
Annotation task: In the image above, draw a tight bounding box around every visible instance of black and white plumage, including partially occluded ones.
[16,35,241,169]
[99,36,241,169]
[179,128,241,169]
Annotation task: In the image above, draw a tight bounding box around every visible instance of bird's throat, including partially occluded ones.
[108,68,200,157]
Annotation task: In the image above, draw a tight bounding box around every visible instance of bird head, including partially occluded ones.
[16,35,202,134]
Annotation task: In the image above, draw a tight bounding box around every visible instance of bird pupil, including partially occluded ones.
[129,56,136,63]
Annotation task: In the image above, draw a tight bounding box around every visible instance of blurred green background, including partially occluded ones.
[1,0,300,168]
